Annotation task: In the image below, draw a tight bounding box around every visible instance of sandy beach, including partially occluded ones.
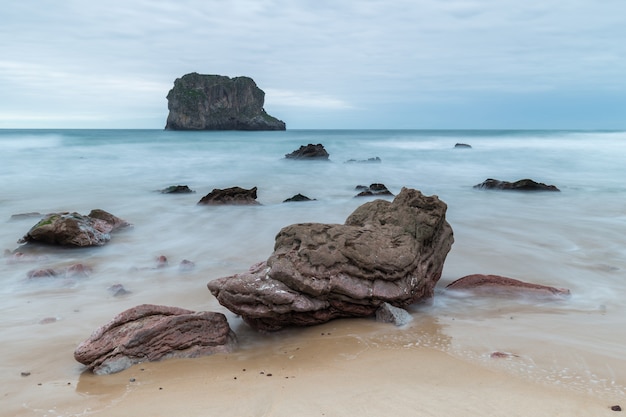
[8,317,622,417]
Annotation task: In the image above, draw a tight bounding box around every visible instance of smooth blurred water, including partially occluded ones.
[1,129,626,404]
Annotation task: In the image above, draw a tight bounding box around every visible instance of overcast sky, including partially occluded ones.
[1,0,625,129]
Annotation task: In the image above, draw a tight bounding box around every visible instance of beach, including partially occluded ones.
[2,129,625,416]
[7,318,622,417]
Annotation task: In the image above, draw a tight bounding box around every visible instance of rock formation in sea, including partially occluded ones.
[285,144,329,160]
[207,187,454,331]
[197,186,260,205]
[74,304,237,375]
[18,210,131,247]
[473,178,560,191]
[445,274,570,299]
[354,183,393,197]
[164,73,286,131]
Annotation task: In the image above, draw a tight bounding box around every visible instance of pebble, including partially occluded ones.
[21,372,31,377]
[611,405,622,411]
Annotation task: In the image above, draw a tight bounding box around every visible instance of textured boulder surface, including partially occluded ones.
[208,187,454,331]
[74,304,237,375]
[285,144,329,160]
[445,274,570,299]
[474,178,560,191]
[165,73,286,131]
[198,186,260,205]
[18,210,130,247]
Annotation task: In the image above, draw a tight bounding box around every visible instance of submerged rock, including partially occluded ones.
[473,178,560,191]
[208,187,454,331]
[285,144,329,160]
[198,186,260,205]
[445,274,570,299]
[74,304,237,375]
[18,210,131,247]
[454,143,472,149]
[165,73,285,131]
[345,157,382,163]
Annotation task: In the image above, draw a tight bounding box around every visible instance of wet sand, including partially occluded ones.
[8,318,622,417]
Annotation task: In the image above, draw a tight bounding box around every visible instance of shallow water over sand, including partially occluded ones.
[1,129,625,414]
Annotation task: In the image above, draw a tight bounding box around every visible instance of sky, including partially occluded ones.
[1,0,625,129]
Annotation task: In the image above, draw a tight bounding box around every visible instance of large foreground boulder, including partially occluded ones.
[208,187,454,331]
[18,210,130,247]
[74,304,237,375]
[165,73,286,131]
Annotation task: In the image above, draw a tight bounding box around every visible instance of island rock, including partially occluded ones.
[165,73,285,131]
[74,304,237,375]
[207,187,454,331]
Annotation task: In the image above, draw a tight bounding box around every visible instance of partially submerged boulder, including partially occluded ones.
[198,186,260,205]
[208,187,454,331]
[355,183,393,197]
[159,185,195,194]
[283,193,315,203]
[474,178,560,191]
[445,274,570,299]
[74,304,237,375]
[18,210,130,247]
[285,144,329,160]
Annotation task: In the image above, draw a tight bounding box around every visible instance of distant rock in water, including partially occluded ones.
[454,143,472,149]
[355,183,393,197]
[159,185,195,194]
[474,178,560,192]
[165,73,286,131]
[345,157,382,163]
[285,144,329,160]
[198,186,260,205]
[283,193,315,203]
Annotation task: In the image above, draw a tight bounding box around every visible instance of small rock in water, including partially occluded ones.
[611,405,622,412]
[21,371,31,377]
[108,284,131,297]
[156,255,168,268]
[375,302,413,326]
[39,317,58,324]
[179,259,196,271]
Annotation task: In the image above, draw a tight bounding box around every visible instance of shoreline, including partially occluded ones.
[9,318,623,417]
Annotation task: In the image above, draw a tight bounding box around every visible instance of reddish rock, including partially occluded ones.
[74,304,237,375]
[445,274,570,298]
[208,187,454,331]
[27,263,92,279]
[198,186,260,205]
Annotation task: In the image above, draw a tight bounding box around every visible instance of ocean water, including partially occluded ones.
[1,129,626,409]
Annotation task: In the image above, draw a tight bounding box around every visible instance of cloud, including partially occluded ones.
[264,89,353,110]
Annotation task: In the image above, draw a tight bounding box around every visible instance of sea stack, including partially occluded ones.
[165,73,286,131]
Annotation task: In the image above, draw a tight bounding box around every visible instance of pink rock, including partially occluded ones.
[74,304,237,375]
[445,274,570,299]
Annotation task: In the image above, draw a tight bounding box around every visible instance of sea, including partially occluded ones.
[1,129,625,411]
